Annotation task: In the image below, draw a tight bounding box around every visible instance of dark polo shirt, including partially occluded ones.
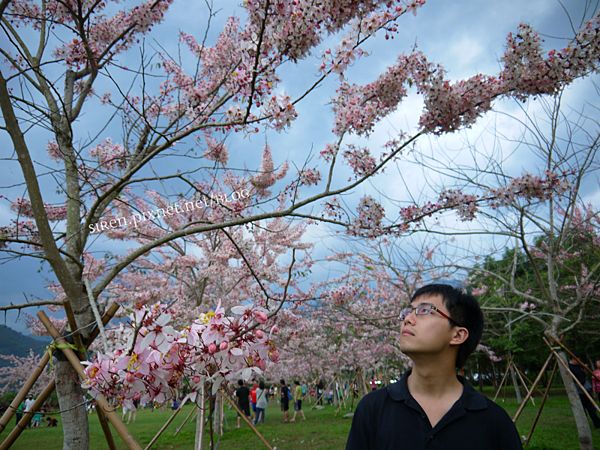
[346,370,522,450]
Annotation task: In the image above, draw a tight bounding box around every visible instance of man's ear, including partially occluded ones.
[450,327,469,346]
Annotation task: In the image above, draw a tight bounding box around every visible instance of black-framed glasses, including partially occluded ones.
[399,303,463,327]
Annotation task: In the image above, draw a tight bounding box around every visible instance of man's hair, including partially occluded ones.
[294,380,300,385]
[280,378,285,385]
[411,283,484,369]
[237,379,244,386]
[259,381,265,390]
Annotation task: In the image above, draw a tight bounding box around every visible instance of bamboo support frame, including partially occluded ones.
[145,395,190,450]
[310,376,337,411]
[513,352,553,423]
[548,334,600,382]
[513,365,536,406]
[493,357,513,402]
[0,302,119,437]
[0,379,57,450]
[335,372,358,416]
[543,337,600,415]
[62,299,86,360]
[97,407,118,450]
[515,366,545,398]
[0,339,54,433]
[219,389,273,450]
[37,311,143,450]
[174,404,197,437]
[524,360,559,446]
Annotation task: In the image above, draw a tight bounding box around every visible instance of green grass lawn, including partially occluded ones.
[3,394,600,449]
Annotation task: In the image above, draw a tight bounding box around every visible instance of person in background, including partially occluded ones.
[16,400,25,426]
[290,380,307,422]
[254,381,268,425]
[31,410,41,428]
[250,379,259,424]
[234,379,251,428]
[24,394,36,429]
[568,354,600,429]
[593,356,600,402]
[171,399,179,410]
[371,378,377,391]
[280,379,290,423]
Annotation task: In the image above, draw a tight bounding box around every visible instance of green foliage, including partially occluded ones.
[0,391,16,405]
[0,326,49,368]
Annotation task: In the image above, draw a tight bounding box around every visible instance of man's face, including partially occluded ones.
[399,293,460,359]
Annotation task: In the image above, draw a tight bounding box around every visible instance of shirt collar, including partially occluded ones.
[387,369,488,411]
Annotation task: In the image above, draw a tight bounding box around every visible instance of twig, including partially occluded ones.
[84,279,109,353]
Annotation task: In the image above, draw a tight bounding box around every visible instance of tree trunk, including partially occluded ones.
[556,349,593,450]
[55,360,89,450]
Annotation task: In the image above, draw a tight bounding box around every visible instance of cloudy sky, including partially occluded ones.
[1,0,598,334]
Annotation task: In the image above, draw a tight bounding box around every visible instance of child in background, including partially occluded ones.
[31,410,41,428]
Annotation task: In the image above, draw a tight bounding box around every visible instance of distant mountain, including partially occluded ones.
[0,325,49,368]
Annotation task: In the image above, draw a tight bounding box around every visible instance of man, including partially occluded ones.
[234,379,251,428]
[280,379,290,423]
[290,380,306,422]
[568,354,600,429]
[346,284,522,450]
[24,394,36,428]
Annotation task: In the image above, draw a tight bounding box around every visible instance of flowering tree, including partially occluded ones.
[0,350,53,397]
[405,93,600,449]
[2,0,600,448]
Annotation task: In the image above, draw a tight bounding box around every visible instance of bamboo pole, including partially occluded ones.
[37,311,143,450]
[62,299,86,360]
[524,360,558,446]
[515,366,546,398]
[513,352,553,423]
[219,389,273,450]
[0,303,119,435]
[145,395,190,450]
[513,365,536,406]
[0,342,52,433]
[493,357,513,402]
[335,372,358,417]
[174,404,197,437]
[97,407,118,450]
[0,379,57,450]
[543,337,600,415]
[548,334,600,382]
[310,376,336,411]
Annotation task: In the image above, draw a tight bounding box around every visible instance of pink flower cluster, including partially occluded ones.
[350,195,385,237]
[343,144,377,177]
[11,197,67,222]
[328,285,358,306]
[297,168,322,186]
[89,138,129,172]
[250,144,289,196]
[82,301,277,407]
[439,189,479,221]
[203,136,229,165]
[332,10,600,137]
